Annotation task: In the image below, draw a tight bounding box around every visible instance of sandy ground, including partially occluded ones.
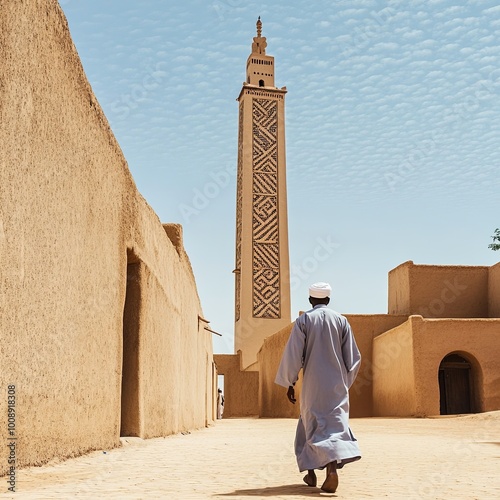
[2,413,500,499]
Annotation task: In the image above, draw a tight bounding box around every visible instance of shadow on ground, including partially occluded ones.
[217,483,337,497]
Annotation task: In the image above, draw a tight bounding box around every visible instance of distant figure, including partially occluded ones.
[275,282,361,493]
[217,388,224,419]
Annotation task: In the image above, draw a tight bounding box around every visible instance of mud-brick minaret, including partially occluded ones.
[234,18,291,369]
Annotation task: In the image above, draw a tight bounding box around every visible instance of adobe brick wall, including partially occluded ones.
[0,0,213,473]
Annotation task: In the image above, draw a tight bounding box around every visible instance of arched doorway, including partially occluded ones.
[438,353,474,415]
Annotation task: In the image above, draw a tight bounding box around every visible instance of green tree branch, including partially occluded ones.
[489,228,500,251]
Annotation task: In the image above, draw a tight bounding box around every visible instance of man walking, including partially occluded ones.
[217,388,224,419]
[275,282,361,493]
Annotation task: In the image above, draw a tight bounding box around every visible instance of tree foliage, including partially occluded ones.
[489,228,500,251]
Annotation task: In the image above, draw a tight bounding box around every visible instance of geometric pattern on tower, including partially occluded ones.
[252,98,280,318]
[235,102,244,321]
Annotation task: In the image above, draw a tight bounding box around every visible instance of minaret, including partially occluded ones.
[234,18,291,369]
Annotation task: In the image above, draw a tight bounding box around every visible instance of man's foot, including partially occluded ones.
[321,462,339,493]
[303,470,317,487]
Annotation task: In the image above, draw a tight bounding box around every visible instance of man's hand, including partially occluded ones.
[287,385,296,404]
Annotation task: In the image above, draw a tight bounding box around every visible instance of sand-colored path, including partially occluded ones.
[3,413,500,499]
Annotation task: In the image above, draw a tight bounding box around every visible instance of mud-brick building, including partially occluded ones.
[257,261,500,418]
[0,0,216,474]
[369,261,500,416]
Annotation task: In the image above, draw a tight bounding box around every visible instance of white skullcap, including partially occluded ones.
[309,282,332,298]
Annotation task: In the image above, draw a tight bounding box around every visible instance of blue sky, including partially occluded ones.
[60,0,500,354]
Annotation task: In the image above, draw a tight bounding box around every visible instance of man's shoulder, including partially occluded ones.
[330,309,347,319]
[323,308,348,322]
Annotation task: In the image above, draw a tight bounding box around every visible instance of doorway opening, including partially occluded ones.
[218,374,225,393]
[217,374,225,419]
[120,251,141,436]
[439,353,475,415]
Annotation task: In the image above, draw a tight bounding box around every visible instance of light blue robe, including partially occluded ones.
[275,304,362,472]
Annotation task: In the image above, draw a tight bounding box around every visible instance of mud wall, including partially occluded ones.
[0,0,213,473]
[213,352,259,417]
[388,261,489,318]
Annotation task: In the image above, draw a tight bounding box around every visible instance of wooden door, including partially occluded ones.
[439,355,472,415]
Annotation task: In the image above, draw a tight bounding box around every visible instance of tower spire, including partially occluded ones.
[256,16,262,37]
[251,17,267,56]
